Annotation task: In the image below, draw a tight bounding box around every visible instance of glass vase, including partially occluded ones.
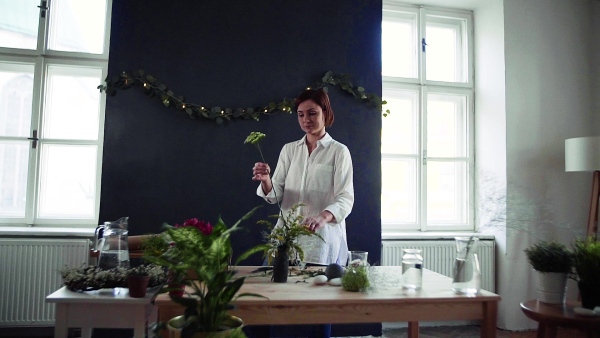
[452,236,481,294]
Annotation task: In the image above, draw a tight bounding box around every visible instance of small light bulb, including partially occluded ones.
[182,104,186,109]
[143,83,148,87]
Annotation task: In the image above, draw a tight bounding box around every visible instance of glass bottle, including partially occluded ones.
[401,248,423,289]
[452,236,481,294]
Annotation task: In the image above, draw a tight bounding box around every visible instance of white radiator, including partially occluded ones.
[0,238,89,326]
[381,239,495,292]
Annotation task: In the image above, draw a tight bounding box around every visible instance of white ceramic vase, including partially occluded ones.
[533,270,568,304]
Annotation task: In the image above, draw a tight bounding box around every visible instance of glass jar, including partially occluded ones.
[401,248,423,289]
[452,236,481,294]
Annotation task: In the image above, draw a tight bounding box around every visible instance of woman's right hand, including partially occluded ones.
[252,162,271,182]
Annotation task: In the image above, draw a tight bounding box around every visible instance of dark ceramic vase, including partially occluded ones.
[272,245,289,283]
[578,281,600,309]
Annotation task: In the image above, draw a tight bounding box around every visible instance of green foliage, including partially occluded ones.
[244,132,266,146]
[571,237,600,284]
[524,241,572,273]
[143,206,267,337]
[140,233,170,259]
[257,204,324,264]
[341,266,370,292]
[60,264,167,291]
[98,70,388,124]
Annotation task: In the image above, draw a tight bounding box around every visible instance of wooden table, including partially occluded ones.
[155,266,500,338]
[520,300,600,338]
[46,285,161,338]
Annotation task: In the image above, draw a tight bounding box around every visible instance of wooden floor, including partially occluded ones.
[0,324,591,337]
[379,325,589,338]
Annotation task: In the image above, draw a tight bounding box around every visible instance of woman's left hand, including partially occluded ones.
[304,211,335,232]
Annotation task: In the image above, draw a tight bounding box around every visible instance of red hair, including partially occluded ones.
[295,89,335,127]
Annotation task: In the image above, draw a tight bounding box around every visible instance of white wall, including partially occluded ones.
[408,0,598,330]
[501,0,596,330]
[390,0,598,331]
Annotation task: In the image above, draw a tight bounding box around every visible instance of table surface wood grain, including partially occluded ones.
[155,266,500,337]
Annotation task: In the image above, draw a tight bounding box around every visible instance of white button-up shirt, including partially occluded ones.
[257,133,354,265]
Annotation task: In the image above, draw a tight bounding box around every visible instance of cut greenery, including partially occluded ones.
[99,70,389,124]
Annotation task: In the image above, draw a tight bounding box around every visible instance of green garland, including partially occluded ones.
[98,70,388,124]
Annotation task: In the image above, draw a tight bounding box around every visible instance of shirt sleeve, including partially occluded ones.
[324,145,354,223]
[256,144,289,204]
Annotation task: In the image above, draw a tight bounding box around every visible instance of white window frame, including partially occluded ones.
[382,1,475,232]
[0,0,112,227]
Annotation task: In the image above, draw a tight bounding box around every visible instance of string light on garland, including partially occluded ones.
[98,70,389,125]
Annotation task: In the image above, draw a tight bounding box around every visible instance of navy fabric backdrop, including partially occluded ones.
[100,1,382,336]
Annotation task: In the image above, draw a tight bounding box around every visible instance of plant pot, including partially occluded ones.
[167,315,244,338]
[578,281,600,310]
[533,270,567,304]
[272,246,289,283]
[127,274,150,298]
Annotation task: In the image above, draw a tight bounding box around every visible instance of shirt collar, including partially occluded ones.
[296,133,333,148]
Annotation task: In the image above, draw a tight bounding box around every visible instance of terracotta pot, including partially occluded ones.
[272,246,289,283]
[127,274,150,298]
[167,315,244,338]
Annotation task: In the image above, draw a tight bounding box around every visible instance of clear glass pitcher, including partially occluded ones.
[98,217,130,270]
[452,236,481,294]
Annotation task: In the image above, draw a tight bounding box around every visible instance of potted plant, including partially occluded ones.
[145,206,266,338]
[257,204,324,283]
[571,237,600,309]
[524,240,572,304]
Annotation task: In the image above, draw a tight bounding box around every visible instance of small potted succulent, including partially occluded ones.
[524,241,572,304]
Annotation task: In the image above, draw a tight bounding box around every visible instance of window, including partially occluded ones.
[0,0,112,226]
[382,1,474,232]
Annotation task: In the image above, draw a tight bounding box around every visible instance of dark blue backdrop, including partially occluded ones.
[100,1,382,336]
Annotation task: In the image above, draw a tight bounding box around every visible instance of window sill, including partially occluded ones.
[0,226,95,238]
[382,231,495,241]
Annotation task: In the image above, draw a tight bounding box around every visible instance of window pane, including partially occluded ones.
[382,12,417,78]
[382,89,418,154]
[427,93,467,158]
[426,161,467,224]
[0,141,30,218]
[0,62,34,138]
[48,0,108,54]
[425,16,467,83]
[43,65,102,140]
[382,158,417,223]
[38,144,97,218]
[0,0,39,50]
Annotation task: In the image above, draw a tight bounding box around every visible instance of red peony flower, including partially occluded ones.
[176,218,213,235]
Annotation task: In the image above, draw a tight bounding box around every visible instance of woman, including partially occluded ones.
[246,88,354,338]
[253,88,354,266]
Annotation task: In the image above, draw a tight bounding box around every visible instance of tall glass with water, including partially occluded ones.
[98,217,130,269]
[401,249,423,289]
[452,236,481,294]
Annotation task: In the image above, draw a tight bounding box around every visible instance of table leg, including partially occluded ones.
[537,323,556,338]
[407,321,419,338]
[81,327,92,338]
[54,304,69,338]
[481,300,498,338]
[133,305,147,338]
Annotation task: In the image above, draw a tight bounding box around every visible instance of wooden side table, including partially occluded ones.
[520,299,600,338]
[46,286,161,338]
